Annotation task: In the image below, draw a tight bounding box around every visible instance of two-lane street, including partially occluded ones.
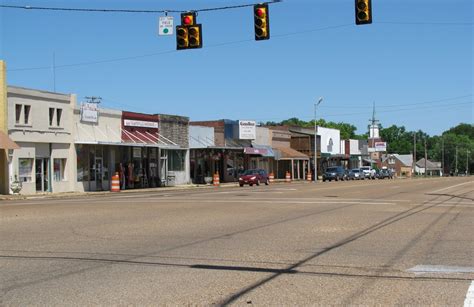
[1,177,473,306]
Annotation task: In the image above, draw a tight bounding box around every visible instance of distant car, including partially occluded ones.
[322,166,346,182]
[378,168,393,179]
[239,169,269,187]
[361,166,376,180]
[348,168,362,180]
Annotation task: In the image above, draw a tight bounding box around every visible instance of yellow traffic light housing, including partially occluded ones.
[176,26,189,50]
[355,0,372,25]
[188,25,202,49]
[176,11,202,50]
[181,12,196,26]
[254,4,270,41]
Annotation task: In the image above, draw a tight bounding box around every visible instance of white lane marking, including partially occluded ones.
[407,265,474,275]
[465,281,474,307]
[390,186,400,189]
[430,181,474,194]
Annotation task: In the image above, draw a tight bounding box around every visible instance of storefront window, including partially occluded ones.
[76,145,89,182]
[54,158,67,181]
[18,158,33,182]
[168,150,185,171]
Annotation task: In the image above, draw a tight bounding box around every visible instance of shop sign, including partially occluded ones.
[239,120,256,140]
[80,103,99,123]
[375,142,387,152]
[124,119,159,129]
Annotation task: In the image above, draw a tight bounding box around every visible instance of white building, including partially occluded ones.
[7,86,76,194]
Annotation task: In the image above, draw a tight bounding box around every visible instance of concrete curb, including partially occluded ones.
[0,180,304,201]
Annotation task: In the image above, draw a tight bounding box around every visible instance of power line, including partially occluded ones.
[7,23,353,72]
[319,95,473,109]
[0,1,281,14]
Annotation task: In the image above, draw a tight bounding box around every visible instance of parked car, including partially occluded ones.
[322,166,347,182]
[238,169,269,187]
[360,166,376,180]
[378,168,393,179]
[348,168,363,180]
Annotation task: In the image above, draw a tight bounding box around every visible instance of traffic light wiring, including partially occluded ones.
[0,1,282,14]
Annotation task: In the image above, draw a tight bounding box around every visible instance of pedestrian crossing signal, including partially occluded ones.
[355,0,372,25]
[254,4,270,40]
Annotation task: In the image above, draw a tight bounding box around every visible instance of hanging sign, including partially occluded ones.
[239,120,256,140]
[80,103,99,123]
[158,16,174,35]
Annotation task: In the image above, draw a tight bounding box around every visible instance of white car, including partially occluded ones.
[360,166,376,179]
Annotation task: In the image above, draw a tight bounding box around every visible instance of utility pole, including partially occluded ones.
[413,132,416,176]
[424,138,427,177]
[467,149,470,175]
[455,146,458,175]
[441,137,444,176]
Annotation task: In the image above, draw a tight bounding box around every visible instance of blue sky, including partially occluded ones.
[1,0,472,136]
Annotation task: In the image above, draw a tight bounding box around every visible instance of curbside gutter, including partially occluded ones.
[0,180,297,201]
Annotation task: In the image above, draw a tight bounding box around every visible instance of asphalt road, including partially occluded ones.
[1,177,473,306]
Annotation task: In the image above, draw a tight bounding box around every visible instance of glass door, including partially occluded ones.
[95,157,103,191]
[35,158,49,192]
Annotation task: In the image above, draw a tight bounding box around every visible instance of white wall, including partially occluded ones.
[74,107,122,144]
[253,127,271,146]
[7,87,75,194]
[317,127,341,154]
[350,139,362,155]
[189,126,214,148]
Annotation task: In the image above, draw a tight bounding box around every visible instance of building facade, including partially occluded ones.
[7,86,76,194]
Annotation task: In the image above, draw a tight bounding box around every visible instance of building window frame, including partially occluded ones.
[18,158,34,182]
[53,158,67,181]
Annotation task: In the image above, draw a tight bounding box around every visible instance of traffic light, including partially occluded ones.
[176,12,202,50]
[355,0,372,25]
[181,12,196,26]
[188,24,202,48]
[176,26,189,50]
[254,4,270,40]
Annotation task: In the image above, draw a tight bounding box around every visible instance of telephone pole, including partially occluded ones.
[441,137,444,176]
[455,146,458,175]
[413,132,416,176]
[424,138,427,177]
[467,149,470,175]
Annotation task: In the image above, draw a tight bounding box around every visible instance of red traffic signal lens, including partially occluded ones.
[256,8,265,17]
[183,16,192,25]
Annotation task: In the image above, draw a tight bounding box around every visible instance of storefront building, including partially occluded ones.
[7,86,76,194]
[74,106,190,192]
[189,120,247,183]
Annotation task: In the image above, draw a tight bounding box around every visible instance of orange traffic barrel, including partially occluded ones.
[285,171,291,183]
[307,172,312,181]
[213,172,220,186]
[269,172,275,183]
[111,172,120,192]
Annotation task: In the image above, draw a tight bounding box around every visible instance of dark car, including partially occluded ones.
[378,168,393,179]
[322,166,346,182]
[239,169,270,187]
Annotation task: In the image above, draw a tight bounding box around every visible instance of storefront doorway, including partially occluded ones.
[94,157,103,191]
[35,158,49,192]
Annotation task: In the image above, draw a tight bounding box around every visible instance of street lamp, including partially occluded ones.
[314,97,323,183]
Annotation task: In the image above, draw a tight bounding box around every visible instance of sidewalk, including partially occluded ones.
[0,179,298,201]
